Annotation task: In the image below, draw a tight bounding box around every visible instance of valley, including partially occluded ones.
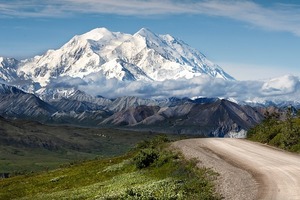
[0,117,163,174]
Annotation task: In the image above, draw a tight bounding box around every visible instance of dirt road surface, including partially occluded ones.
[172,138,300,200]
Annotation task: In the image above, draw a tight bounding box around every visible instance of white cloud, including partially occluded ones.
[2,1,300,36]
[53,72,300,103]
[261,75,299,96]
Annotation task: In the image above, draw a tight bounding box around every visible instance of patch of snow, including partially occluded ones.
[225,129,247,138]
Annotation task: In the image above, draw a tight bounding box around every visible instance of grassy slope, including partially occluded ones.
[0,118,166,173]
[0,137,220,200]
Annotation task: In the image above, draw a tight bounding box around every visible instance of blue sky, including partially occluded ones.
[1,0,300,80]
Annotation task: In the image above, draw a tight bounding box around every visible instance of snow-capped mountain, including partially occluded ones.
[2,28,299,106]
[16,27,234,87]
[1,28,299,137]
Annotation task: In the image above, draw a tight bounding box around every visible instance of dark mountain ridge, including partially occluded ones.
[101,99,263,137]
[0,83,278,137]
[0,84,56,121]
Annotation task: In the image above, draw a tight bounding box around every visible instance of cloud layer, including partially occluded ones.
[47,73,300,103]
[2,0,300,36]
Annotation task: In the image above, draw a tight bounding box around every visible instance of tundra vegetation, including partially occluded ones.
[0,135,220,200]
[248,108,300,152]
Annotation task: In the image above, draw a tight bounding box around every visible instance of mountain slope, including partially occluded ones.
[15,27,233,88]
[0,116,165,173]
[0,84,56,120]
[0,83,265,136]
[0,57,19,82]
[101,99,263,137]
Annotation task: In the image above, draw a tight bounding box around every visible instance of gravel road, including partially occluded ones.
[172,138,300,200]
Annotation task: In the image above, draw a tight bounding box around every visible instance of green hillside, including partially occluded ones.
[0,117,163,174]
[248,109,300,152]
[0,136,220,200]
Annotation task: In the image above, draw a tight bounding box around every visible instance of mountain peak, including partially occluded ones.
[80,27,114,41]
[134,27,156,38]
[0,57,18,65]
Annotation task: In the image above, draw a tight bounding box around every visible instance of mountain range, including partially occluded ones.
[0,83,271,137]
[0,27,233,96]
[0,27,295,137]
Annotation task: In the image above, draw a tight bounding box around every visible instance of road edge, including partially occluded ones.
[171,139,259,200]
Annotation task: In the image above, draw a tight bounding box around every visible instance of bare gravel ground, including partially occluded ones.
[172,138,300,200]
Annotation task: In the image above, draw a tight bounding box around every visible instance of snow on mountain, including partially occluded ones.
[17,28,128,86]
[0,83,24,95]
[36,87,79,101]
[0,57,19,82]
[16,27,234,87]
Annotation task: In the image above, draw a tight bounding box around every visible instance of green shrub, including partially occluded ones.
[248,109,300,152]
[290,142,300,152]
[135,135,170,150]
[133,148,159,169]
[269,133,284,148]
[155,151,179,167]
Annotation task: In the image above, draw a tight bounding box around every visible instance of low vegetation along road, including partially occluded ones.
[173,138,300,200]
